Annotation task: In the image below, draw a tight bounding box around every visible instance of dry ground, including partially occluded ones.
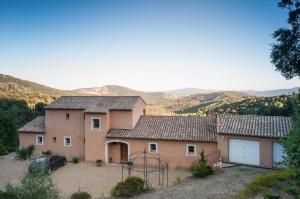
[133,166,268,199]
[0,154,268,199]
[0,153,30,190]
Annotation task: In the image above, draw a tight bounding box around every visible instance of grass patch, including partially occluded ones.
[232,168,300,199]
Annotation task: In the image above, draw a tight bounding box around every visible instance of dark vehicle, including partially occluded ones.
[28,155,66,174]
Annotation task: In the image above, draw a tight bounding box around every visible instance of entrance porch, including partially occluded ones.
[105,140,130,163]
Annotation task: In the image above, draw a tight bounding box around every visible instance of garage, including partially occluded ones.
[229,139,260,165]
[273,143,285,167]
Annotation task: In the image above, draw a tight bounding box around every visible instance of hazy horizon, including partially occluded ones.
[0,0,299,91]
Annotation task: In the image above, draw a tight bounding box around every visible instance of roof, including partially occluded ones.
[44,96,143,113]
[107,115,217,142]
[18,116,45,133]
[217,114,292,138]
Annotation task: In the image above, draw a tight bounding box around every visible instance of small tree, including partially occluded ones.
[190,150,213,177]
[5,173,59,199]
[281,93,300,167]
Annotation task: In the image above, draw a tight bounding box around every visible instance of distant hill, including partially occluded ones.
[0,73,298,116]
[165,87,218,96]
[165,91,250,115]
[164,87,300,97]
[244,87,300,97]
[74,85,178,104]
[0,74,80,105]
[181,94,296,117]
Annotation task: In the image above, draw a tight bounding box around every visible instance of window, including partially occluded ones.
[64,136,71,147]
[52,137,56,143]
[66,113,70,120]
[91,118,101,131]
[149,143,158,153]
[186,144,196,156]
[36,135,44,145]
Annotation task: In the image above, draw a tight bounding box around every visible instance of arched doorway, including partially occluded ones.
[105,140,130,164]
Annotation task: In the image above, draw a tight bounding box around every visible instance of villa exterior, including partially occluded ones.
[18,96,292,169]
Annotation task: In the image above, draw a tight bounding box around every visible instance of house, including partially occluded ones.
[18,96,292,169]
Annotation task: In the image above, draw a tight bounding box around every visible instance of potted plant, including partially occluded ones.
[96,159,102,167]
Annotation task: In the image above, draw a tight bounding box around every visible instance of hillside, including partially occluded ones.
[0,74,80,105]
[74,85,178,104]
[244,87,300,97]
[0,73,297,116]
[153,91,250,115]
[165,87,218,96]
[180,94,295,117]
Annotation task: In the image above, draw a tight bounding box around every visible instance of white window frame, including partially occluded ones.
[148,142,158,153]
[186,144,196,156]
[91,117,101,131]
[36,135,44,145]
[64,136,72,147]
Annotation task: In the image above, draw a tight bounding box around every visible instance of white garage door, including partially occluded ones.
[273,143,285,167]
[229,139,260,165]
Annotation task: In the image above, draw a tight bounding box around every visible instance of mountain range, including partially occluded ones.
[0,73,298,115]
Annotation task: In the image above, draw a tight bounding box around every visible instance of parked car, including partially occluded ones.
[28,155,66,174]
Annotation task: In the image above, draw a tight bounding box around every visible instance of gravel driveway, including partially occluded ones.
[52,162,190,198]
[0,154,267,199]
[0,153,29,190]
[133,166,267,199]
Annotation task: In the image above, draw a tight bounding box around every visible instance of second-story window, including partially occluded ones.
[149,143,158,153]
[91,118,101,131]
[66,113,70,120]
[36,135,44,145]
[64,136,71,147]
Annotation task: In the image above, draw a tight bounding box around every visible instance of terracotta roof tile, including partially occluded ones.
[18,116,45,133]
[107,115,217,142]
[44,96,143,113]
[217,114,292,138]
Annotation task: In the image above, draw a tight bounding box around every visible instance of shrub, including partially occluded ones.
[263,192,280,199]
[16,145,35,160]
[5,173,59,199]
[16,148,28,160]
[0,190,17,199]
[26,145,35,158]
[174,176,184,185]
[0,144,8,156]
[72,157,80,164]
[190,150,213,177]
[234,168,300,199]
[96,159,102,166]
[5,146,17,153]
[70,192,91,199]
[42,150,52,155]
[111,176,151,197]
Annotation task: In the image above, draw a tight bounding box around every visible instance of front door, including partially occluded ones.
[120,143,128,162]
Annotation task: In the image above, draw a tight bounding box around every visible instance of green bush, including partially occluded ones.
[111,176,151,197]
[234,168,300,199]
[16,148,28,160]
[5,146,17,153]
[263,192,280,199]
[72,157,80,164]
[5,173,59,199]
[0,190,17,199]
[42,150,52,155]
[70,192,91,199]
[96,159,102,166]
[26,145,35,158]
[0,144,8,156]
[190,150,213,177]
[16,145,35,160]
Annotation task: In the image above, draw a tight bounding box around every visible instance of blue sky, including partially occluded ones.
[0,0,299,91]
